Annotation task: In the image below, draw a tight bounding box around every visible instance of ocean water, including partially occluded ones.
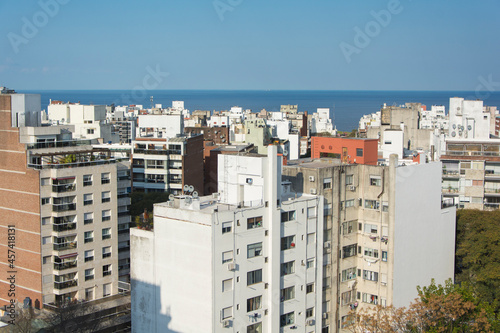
[19,90,500,131]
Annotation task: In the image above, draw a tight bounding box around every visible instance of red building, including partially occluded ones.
[311,137,378,165]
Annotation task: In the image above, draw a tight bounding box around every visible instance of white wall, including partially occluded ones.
[11,94,41,127]
[382,130,403,159]
[138,114,183,138]
[392,162,456,307]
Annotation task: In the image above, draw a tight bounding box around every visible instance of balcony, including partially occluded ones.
[53,222,76,232]
[54,279,78,290]
[442,187,459,194]
[53,241,77,251]
[442,170,459,177]
[54,261,77,271]
[52,184,76,193]
[52,203,76,212]
[484,202,500,210]
[118,193,129,199]
[118,211,129,217]
[133,149,181,155]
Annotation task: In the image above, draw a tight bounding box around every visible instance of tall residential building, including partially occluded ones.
[131,134,204,194]
[283,155,456,332]
[448,97,490,140]
[131,146,326,332]
[0,91,130,308]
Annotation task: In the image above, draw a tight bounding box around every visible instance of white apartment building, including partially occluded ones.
[283,155,456,332]
[358,111,381,131]
[420,105,448,131]
[47,101,116,143]
[131,146,326,332]
[310,108,336,135]
[448,97,490,140]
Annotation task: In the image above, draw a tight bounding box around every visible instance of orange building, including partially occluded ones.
[311,137,378,165]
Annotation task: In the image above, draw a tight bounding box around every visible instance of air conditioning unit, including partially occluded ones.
[227,262,236,271]
[307,318,315,326]
[309,176,315,182]
[348,185,356,191]
[324,241,331,249]
[222,319,231,327]
[322,313,328,319]
[310,188,317,195]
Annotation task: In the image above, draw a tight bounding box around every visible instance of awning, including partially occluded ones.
[52,177,75,181]
[58,253,77,259]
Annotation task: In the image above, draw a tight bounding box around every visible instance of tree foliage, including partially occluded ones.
[455,209,500,315]
[130,191,171,218]
[348,279,495,332]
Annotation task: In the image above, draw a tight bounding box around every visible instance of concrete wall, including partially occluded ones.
[392,162,456,307]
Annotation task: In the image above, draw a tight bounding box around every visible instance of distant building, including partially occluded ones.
[448,97,490,140]
[311,137,378,165]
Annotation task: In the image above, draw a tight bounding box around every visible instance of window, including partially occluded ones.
[364,200,380,210]
[83,174,92,186]
[363,270,379,282]
[370,176,381,186]
[85,288,94,301]
[382,251,388,262]
[42,217,50,226]
[281,210,296,222]
[364,247,379,258]
[306,283,314,294]
[103,283,111,297]
[342,221,356,235]
[247,322,262,333]
[342,244,357,258]
[306,258,314,269]
[85,268,94,281]
[247,216,262,229]
[345,174,353,185]
[341,290,356,305]
[102,246,111,259]
[84,212,93,225]
[362,293,378,305]
[306,307,314,318]
[280,312,294,327]
[222,278,232,292]
[344,199,354,208]
[247,295,262,312]
[222,250,233,263]
[41,178,50,186]
[281,261,294,276]
[222,222,232,234]
[87,128,95,135]
[364,223,378,234]
[323,177,332,189]
[41,197,50,205]
[222,306,232,319]
[102,210,111,222]
[382,201,389,212]
[84,193,93,206]
[281,286,295,301]
[84,231,94,243]
[43,256,51,264]
[324,203,332,216]
[341,267,357,281]
[85,250,94,262]
[101,191,111,203]
[102,228,111,240]
[356,148,363,157]
[103,264,112,277]
[101,173,110,184]
[247,269,262,285]
[381,273,388,285]
[247,242,262,258]
[281,235,296,251]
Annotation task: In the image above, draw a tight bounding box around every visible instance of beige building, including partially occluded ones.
[283,156,456,332]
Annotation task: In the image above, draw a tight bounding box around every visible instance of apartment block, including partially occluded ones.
[131,146,326,332]
[311,137,378,165]
[283,155,456,332]
[131,134,204,194]
[0,91,129,308]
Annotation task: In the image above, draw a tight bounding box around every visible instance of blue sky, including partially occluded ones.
[0,0,499,90]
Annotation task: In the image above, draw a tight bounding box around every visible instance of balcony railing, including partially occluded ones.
[28,157,128,170]
[53,242,77,251]
[484,202,500,210]
[54,261,77,271]
[485,188,500,194]
[52,203,76,212]
[53,222,76,232]
[442,170,459,176]
[54,279,78,290]
[118,211,129,217]
[444,150,500,157]
[52,184,76,193]
[117,193,129,199]
[442,187,460,193]
[133,149,181,155]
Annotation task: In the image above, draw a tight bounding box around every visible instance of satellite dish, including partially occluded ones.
[452,124,456,129]
[452,131,456,137]
[192,191,198,198]
[183,185,189,192]
[283,150,288,157]
[169,194,174,201]
[467,125,472,131]
[188,185,194,192]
